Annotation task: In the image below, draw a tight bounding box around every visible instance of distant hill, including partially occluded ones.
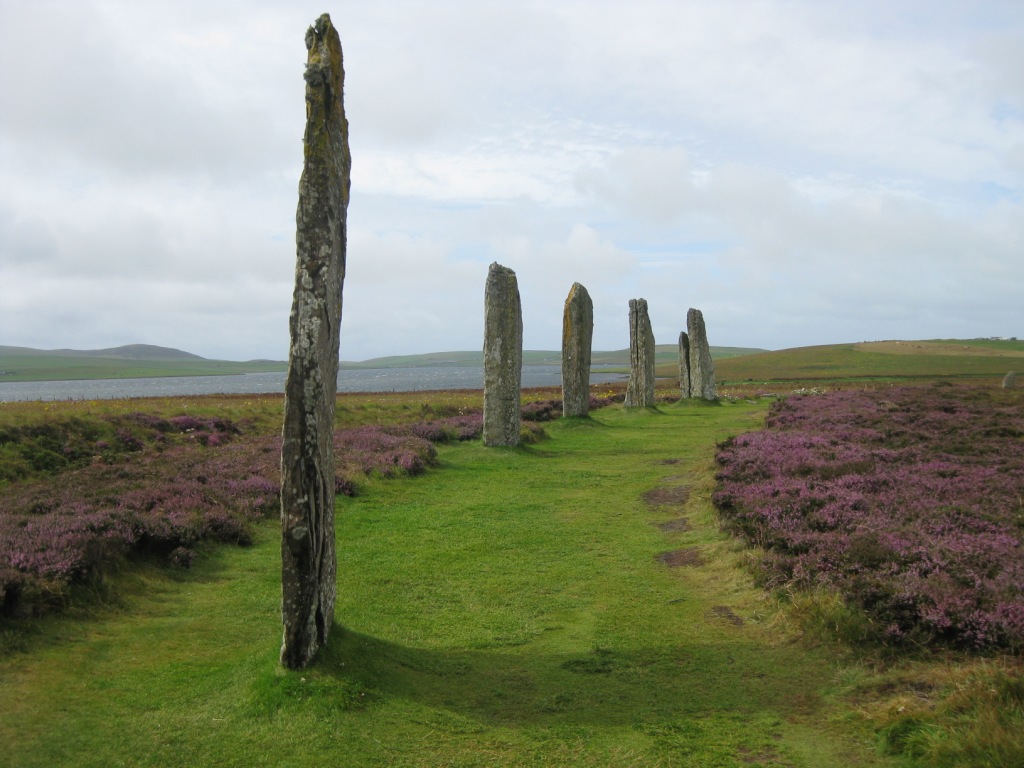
[340,345,767,370]
[9,338,1017,386]
[0,345,284,383]
[710,340,1024,385]
[0,344,204,361]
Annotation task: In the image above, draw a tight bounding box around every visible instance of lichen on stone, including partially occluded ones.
[483,262,523,446]
[280,12,350,670]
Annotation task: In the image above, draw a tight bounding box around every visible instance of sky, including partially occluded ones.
[1,0,1022,361]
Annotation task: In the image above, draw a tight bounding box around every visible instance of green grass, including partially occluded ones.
[340,346,766,370]
[0,345,762,381]
[6,339,1019,387]
[710,343,1020,387]
[928,338,1024,353]
[0,354,287,383]
[0,389,490,433]
[0,400,908,767]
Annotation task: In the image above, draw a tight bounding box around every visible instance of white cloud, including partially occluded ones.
[575,147,696,225]
[0,0,1021,360]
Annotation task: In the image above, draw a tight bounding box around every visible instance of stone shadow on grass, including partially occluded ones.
[310,626,821,733]
[558,415,608,429]
[516,444,560,459]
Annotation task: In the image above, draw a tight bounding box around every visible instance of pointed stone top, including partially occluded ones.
[566,281,590,304]
[306,13,338,50]
[301,13,342,66]
[303,14,344,103]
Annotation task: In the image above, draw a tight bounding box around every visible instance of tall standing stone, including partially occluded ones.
[686,307,716,400]
[280,13,351,670]
[1004,371,1018,389]
[561,282,594,418]
[678,331,691,399]
[483,262,523,446]
[624,298,655,408]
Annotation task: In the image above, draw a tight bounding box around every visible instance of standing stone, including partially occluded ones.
[483,263,523,446]
[678,331,691,399]
[280,13,351,670]
[1004,371,1018,389]
[561,282,594,418]
[686,308,716,400]
[624,298,655,408]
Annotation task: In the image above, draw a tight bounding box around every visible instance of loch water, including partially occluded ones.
[0,366,627,403]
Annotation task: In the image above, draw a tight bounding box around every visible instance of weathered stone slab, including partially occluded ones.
[561,282,593,418]
[483,262,523,445]
[624,298,655,408]
[678,331,691,399]
[1004,371,1018,389]
[686,308,716,401]
[280,13,350,670]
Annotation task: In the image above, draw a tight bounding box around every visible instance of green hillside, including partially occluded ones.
[711,340,1023,385]
[7,338,1018,386]
[0,345,286,383]
[342,346,766,370]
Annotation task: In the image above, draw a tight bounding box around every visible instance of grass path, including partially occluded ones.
[1,402,909,767]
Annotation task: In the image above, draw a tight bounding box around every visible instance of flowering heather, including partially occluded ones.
[714,385,1024,651]
[1,394,611,617]
[0,412,244,486]
[334,426,438,478]
[0,409,486,618]
[389,413,483,443]
[0,432,281,615]
[521,400,562,422]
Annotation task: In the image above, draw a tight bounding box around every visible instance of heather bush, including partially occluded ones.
[386,412,483,443]
[0,413,245,487]
[0,435,283,615]
[434,413,484,440]
[714,386,1024,651]
[521,400,561,422]
[0,395,604,618]
[334,426,437,478]
[0,409,480,617]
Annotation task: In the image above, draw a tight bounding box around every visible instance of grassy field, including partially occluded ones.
[1,344,762,382]
[3,338,1022,766]
[339,340,1020,385]
[706,341,1023,387]
[0,394,915,767]
[342,346,766,369]
[9,338,1019,386]
[0,354,287,383]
